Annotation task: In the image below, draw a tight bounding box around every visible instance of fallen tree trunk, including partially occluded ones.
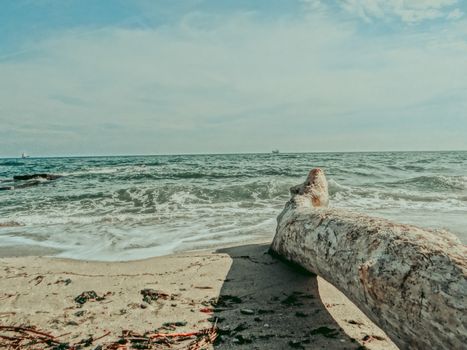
[270,169,467,350]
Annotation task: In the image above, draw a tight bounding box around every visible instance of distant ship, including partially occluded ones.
[272,149,279,154]
[21,153,30,159]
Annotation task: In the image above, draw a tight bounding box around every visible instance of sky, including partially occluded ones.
[0,0,466,157]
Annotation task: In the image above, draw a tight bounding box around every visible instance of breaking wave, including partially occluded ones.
[390,175,467,191]
[0,151,466,260]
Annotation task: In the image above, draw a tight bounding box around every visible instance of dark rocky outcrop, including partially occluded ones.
[0,174,62,190]
[13,174,62,181]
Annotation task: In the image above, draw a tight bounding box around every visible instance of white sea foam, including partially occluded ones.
[1,152,466,260]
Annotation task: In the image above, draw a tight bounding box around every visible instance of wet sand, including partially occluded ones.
[0,243,397,349]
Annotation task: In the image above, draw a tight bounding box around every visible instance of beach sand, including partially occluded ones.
[0,242,397,349]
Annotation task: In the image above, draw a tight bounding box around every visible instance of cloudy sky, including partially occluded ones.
[0,0,466,156]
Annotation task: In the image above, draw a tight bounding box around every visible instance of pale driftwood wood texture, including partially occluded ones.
[270,169,467,350]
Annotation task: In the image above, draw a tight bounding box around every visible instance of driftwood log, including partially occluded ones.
[270,169,467,350]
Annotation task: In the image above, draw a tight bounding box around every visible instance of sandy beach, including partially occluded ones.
[1,0,465,346]
[0,242,397,349]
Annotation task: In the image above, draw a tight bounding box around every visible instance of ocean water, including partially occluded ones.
[0,151,466,261]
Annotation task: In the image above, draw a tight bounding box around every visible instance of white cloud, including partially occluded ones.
[340,0,459,23]
[0,9,466,155]
[300,0,324,10]
[447,8,464,19]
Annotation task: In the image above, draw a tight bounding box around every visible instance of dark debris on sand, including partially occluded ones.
[140,289,169,304]
[0,324,218,350]
[74,291,111,305]
[206,244,375,349]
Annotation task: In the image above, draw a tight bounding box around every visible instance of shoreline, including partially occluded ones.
[0,242,397,349]
[0,237,272,262]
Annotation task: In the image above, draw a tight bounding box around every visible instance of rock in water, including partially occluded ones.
[13,174,61,181]
[270,168,467,350]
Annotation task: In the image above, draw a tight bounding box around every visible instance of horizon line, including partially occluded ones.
[1,149,466,159]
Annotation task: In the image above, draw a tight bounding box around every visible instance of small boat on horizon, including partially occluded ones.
[21,153,30,159]
[272,149,279,154]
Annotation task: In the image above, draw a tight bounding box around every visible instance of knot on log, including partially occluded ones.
[290,168,329,208]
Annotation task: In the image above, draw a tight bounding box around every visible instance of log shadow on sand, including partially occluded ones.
[212,243,362,349]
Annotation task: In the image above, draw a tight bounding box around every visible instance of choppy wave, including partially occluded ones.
[0,151,466,260]
[0,221,23,227]
[391,175,467,191]
[0,160,25,166]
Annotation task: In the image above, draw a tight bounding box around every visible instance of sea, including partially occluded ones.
[0,151,466,261]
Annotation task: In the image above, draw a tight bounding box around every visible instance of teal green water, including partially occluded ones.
[0,151,466,260]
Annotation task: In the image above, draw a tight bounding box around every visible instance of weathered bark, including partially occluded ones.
[270,169,467,350]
